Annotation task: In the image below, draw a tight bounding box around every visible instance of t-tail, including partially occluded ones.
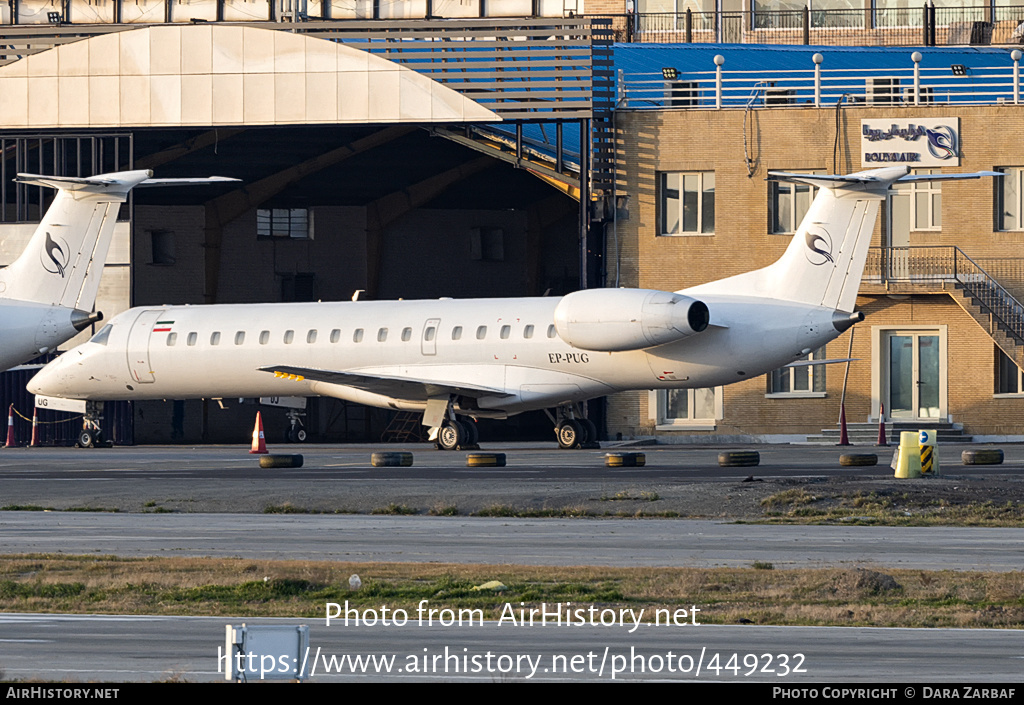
[0,171,238,316]
[688,166,1001,323]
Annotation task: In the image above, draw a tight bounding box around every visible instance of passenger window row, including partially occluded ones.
[165,323,558,346]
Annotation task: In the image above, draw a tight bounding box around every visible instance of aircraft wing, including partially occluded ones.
[259,365,514,401]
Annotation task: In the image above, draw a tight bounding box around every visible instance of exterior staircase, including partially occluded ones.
[805,421,972,445]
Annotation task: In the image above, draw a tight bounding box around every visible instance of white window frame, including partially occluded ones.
[648,387,723,431]
[658,171,715,236]
[769,170,820,234]
[893,169,942,232]
[994,346,1024,397]
[996,167,1024,232]
[766,346,827,398]
[257,208,311,239]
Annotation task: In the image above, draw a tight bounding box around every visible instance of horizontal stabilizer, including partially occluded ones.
[260,365,513,401]
[16,172,238,193]
[768,167,1003,191]
[784,358,858,368]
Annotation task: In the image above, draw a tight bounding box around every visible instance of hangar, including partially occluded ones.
[0,18,614,443]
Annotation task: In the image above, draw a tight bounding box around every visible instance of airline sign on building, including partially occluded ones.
[861,118,960,167]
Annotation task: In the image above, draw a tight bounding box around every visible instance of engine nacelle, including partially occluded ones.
[553,288,709,352]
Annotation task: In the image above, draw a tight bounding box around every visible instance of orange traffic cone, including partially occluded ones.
[29,407,39,448]
[4,404,17,448]
[250,411,268,454]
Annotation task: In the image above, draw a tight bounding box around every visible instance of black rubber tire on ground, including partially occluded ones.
[287,428,307,443]
[557,420,582,449]
[371,451,414,467]
[718,451,760,467]
[580,418,598,445]
[839,453,878,467]
[462,419,479,447]
[466,453,506,467]
[78,430,96,448]
[962,449,1003,465]
[436,421,465,451]
[259,454,304,469]
[605,452,646,467]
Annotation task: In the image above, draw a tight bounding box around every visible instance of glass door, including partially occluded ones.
[887,332,940,419]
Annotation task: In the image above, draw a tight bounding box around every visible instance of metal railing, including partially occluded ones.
[619,51,1023,109]
[865,246,1024,342]
[593,6,1024,46]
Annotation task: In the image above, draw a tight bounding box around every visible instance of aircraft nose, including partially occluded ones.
[27,358,67,396]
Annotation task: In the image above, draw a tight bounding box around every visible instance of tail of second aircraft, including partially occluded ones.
[0,171,238,312]
[688,166,1001,313]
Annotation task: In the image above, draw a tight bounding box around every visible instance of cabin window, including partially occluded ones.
[452,326,463,341]
[307,330,317,344]
[500,325,511,339]
[378,328,388,342]
[283,330,294,344]
[187,332,197,347]
[235,331,245,345]
[524,324,534,339]
[330,329,341,343]
[476,326,487,340]
[210,332,221,345]
[659,171,715,236]
[425,326,436,342]
[354,329,364,343]
[166,332,177,346]
[401,327,412,342]
[259,331,270,345]
[547,325,557,338]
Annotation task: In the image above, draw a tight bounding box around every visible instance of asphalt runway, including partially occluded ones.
[1,442,1021,683]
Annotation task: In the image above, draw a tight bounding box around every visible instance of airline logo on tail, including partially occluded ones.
[804,227,834,266]
[41,232,69,278]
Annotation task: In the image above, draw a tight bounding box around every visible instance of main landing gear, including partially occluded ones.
[551,404,599,450]
[435,416,480,451]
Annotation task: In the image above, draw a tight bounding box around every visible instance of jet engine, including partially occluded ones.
[553,288,709,352]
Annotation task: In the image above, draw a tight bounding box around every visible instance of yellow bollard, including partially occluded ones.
[894,431,922,479]
[919,429,939,476]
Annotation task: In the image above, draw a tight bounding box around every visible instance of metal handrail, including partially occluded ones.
[865,246,1024,342]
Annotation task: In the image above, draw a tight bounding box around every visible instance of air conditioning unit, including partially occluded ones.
[866,77,900,105]
[665,81,698,108]
[902,86,934,104]
[765,88,795,105]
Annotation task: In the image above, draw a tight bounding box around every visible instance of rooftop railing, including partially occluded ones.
[594,5,1024,46]
[619,50,1023,108]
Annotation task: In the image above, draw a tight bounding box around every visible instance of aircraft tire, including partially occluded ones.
[78,430,96,449]
[962,449,1003,465]
[259,454,304,469]
[462,419,479,446]
[287,428,307,443]
[437,421,465,451]
[580,418,598,445]
[557,420,582,449]
[718,451,760,467]
[839,453,878,467]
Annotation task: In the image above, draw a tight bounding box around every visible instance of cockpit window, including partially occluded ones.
[90,324,112,346]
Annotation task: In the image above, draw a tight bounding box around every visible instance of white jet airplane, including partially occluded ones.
[28,166,999,449]
[0,170,237,373]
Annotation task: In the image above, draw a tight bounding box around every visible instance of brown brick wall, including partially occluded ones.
[607,104,1024,440]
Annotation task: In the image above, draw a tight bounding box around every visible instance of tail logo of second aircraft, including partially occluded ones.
[804,228,834,266]
[41,232,69,278]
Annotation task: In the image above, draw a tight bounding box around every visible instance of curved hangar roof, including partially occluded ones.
[0,24,499,129]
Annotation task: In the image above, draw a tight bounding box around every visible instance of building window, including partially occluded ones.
[150,229,175,265]
[994,347,1024,395]
[769,172,819,234]
[996,167,1023,231]
[257,208,310,239]
[767,347,827,396]
[651,387,722,430]
[893,169,941,231]
[659,172,714,236]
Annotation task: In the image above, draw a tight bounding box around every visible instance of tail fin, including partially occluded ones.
[688,166,1001,313]
[0,171,238,310]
